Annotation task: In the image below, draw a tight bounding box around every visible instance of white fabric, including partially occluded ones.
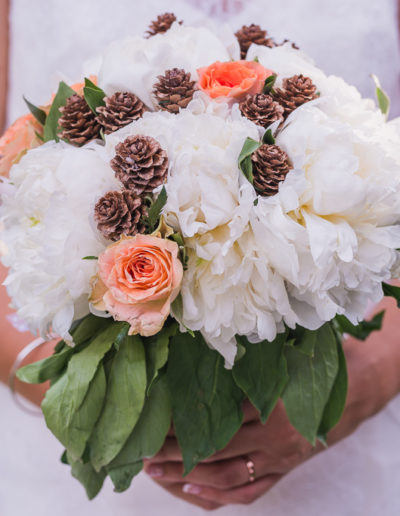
[3,0,400,515]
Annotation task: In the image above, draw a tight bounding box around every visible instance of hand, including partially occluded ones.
[144,298,400,510]
[144,400,318,510]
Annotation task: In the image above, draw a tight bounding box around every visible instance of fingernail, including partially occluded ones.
[147,465,164,478]
[183,484,202,495]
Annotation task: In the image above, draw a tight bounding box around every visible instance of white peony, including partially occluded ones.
[251,103,400,331]
[0,141,118,339]
[102,88,400,366]
[98,23,232,109]
[105,109,259,237]
[3,24,400,367]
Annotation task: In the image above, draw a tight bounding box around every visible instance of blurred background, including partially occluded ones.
[1,1,400,515]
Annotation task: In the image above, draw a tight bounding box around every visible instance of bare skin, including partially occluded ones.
[1,0,400,510]
[0,264,54,405]
[0,0,9,133]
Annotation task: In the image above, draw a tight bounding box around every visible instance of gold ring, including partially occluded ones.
[244,456,256,483]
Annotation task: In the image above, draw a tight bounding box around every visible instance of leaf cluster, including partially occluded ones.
[19,309,385,498]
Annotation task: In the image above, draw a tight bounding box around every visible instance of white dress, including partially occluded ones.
[2,1,400,515]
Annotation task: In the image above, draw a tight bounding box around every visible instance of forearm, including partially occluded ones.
[328,296,400,445]
[0,0,9,134]
[0,264,54,405]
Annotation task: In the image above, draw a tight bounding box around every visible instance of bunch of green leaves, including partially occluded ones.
[17,315,177,499]
[18,303,386,499]
[23,78,106,144]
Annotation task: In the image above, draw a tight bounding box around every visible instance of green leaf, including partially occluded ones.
[382,282,400,308]
[35,130,45,142]
[67,323,127,408]
[107,375,171,492]
[82,256,98,260]
[146,186,167,231]
[166,332,244,475]
[318,335,348,437]
[282,324,339,445]
[334,311,384,341]
[238,137,260,184]
[23,96,47,125]
[43,81,76,142]
[17,346,73,384]
[71,314,113,347]
[69,455,107,500]
[41,323,127,459]
[232,333,288,423]
[83,78,106,115]
[263,74,277,94]
[108,463,143,493]
[43,363,107,461]
[146,322,177,393]
[170,232,188,270]
[262,128,276,145]
[60,450,69,465]
[90,334,147,471]
[171,294,195,337]
[296,328,317,357]
[371,74,390,118]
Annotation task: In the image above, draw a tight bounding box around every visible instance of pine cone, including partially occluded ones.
[153,68,196,113]
[146,13,180,37]
[96,92,147,134]
[251,144,292,196]
[239,94,284,128]
[273,75,318,117]
[59,94,101,145]
[94,190,147,241]
[111,135,168,196]
[235,24,275,59]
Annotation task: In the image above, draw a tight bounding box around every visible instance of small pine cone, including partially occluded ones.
[251,144,292,196]
[239,94,284,128]
[94,190,147,241]
[153,68,196,113]
[273,75,318,117]
[59,94,101,145]
[146,12,180,37]
[235,24,275,59]
[111,135,168,196]
[96,92,147,134]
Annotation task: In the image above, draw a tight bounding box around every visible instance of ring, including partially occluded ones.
[244,456,256,483]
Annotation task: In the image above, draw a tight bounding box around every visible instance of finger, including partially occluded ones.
[203,421,261,462]
[242,400,260,423]
[153,422,260,465]
[181,473,282,506]
[149,479,222,511]
[145,452,267,489]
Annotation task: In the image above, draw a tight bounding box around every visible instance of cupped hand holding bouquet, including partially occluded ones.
[1,12,400,506]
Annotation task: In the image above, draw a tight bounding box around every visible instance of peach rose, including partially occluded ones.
[197,60,274,100]
[0,114,43,176]
[90,235,183,337]
[0,76,98,177]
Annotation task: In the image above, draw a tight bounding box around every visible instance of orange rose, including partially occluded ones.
[197,60,273,100]
[90,235,183,337]
[0,114,43,176]
[0,76,98,177]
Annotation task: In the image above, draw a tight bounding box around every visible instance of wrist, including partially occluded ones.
[329,321,400,445]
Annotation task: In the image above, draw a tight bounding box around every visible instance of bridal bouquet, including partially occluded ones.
[1,13,400,499]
